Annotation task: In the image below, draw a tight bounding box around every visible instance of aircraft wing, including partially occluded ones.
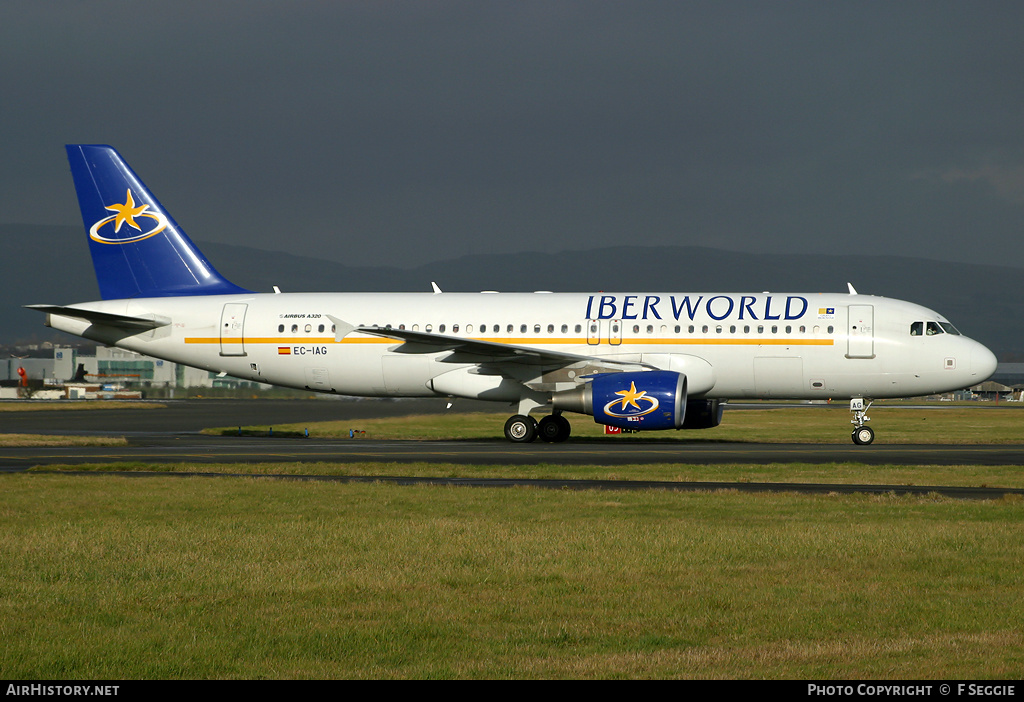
[327,315,649,369]
[25,305,171,331]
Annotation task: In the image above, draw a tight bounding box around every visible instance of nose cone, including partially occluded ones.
[972,341,998,383]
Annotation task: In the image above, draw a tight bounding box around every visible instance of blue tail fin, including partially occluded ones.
[66,144,250,300]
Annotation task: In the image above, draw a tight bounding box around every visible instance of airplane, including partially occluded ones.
[28,145,998,445]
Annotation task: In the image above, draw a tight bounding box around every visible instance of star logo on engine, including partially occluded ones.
[603,380,660,418]
[614,381,648,410]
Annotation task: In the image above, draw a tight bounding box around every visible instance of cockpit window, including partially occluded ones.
[912,321,960,337]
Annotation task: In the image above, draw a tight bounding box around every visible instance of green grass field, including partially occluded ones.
[3,475,1023,679]
[4,405,1024,679]
[0,401,165,412]
[0,434,126,447]
[206,404,1024,444]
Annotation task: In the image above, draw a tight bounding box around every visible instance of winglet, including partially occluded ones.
[431,282,442,294]
[847,283,859,295]
[326,315,356,342]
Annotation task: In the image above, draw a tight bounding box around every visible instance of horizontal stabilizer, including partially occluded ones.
[24,305,170,330]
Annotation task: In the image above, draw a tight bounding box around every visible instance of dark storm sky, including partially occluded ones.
[2,1,1023,269]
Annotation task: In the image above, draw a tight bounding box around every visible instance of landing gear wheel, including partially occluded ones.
[538,414,572,443]
[849,398,874,446]
[852,425,875,445]
[504,414,538,443]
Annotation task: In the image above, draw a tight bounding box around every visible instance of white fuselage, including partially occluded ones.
[44,291,997,403]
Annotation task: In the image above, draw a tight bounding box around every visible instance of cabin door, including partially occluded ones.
[219,303,248,357]
[847,305,875,359]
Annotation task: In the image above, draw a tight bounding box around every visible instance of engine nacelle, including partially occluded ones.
[552,370,687,431]
[680,399,723,429]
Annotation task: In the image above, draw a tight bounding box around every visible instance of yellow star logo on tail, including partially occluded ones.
[105,190,150,232]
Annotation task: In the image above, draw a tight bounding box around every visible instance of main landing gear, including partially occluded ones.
[850,398,875,445]
[503,412,571,443]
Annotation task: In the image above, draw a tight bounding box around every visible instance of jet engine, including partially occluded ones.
[680,399,724,429]
[551,370,687,431]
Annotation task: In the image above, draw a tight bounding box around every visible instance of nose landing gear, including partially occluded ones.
[850,398,875,445]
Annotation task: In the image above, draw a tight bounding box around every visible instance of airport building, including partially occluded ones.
[0,346,265,398]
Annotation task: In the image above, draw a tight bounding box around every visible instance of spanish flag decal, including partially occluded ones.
[278,347,291,355]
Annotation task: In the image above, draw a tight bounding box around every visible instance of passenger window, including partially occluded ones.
[439,324,446,333]
[574,324,581,333]
[910,322,923,336]
[547,324,554,333]
[278,324,284,333]
[534,324,541,333]
[521,324,527,333]
[633,324,640,334]
[425,324,432,332]
[507,324,514,333]
[318,324,325,333]
[561,324,568,333]
[291,324,298,333]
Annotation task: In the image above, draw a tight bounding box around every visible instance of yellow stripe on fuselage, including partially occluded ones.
[185,336,835,347]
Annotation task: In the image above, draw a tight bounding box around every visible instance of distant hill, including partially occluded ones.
[3,223,1021,357]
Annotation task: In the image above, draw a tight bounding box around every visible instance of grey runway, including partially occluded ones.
[0,398,491,435]
[3,433,1024,469]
